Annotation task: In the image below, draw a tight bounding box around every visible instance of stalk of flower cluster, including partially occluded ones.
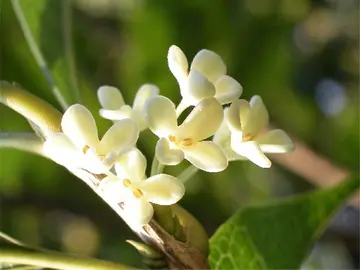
[150,156,165,176]
[177,165,199,184]
[0,84,209,269]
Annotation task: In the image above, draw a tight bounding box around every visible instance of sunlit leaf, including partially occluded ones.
[209,176,360,269]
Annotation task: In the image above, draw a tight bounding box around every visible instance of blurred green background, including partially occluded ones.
[0,0,359,268]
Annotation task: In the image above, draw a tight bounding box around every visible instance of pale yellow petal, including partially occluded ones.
[168,45,189,84]
[243,96,269,136]
[183,141,228,172]
[214,75,242,105]
[231,137,271,168]
[256,129,294,153]
[177,98,223,142]
[155,138,184,165]
[100,119,138,154]
[132,84,160,113]
[61,104,99,149]
[99,105,133,121]
[190,49,226,83]
[115,148,147,182]
[140,174,185,205]
[97,86,125,110]
[183,69,215,105]
[43,133,84,168]
[145,96,178,137]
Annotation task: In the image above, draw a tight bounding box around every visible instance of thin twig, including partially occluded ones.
[62,0,80,103]
[11,0,69,110]
[0,243,132,270]
[177,165,199,184]
[270,138,359,207]
[0,232,26,247]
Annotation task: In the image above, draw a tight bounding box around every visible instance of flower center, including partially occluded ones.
[168,135,194,147]
[122,178,143,198]
[82,145,107,161]
[82,145,90,154]
[242,134,254,142]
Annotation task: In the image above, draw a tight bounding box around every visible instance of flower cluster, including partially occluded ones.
[44,45,294,226]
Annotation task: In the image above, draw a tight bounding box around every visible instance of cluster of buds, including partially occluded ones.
[43,45,294,226]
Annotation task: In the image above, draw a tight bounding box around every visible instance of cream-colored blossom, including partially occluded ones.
[97,84,159,131]
[43,104,138,174]
[168,45,242,114]
[101,148,185,226]
[214,96,294,168]
[145,96,228,172]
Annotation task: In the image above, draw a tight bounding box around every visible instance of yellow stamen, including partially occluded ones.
[133,188,143,198]
[82,145,90,154]
[168,135,176,142]
[123,178,131,187]
[181,138,193,146]
[242,134,254,142]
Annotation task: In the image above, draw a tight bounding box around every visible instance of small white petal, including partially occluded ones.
[101,175,129,202]
[231,137,271,168]
[83,148,112,174]
[183,141,228,172]
[115,148,147,182]
[183,69,215,105]
[132,84,159,130]
[145,96,178,137]
[243,96,269,136]
[97,86,125,110]
[226,100,243,133]
[214,75,242,105]
[256,129,294,153]
[212,118,242,161]
[156,138,184,165]
[43,133,84,168]
[190,49,226,83]
[127,197,154,226]
[140,174,185,205]
[168,45,189,84]
[101,177,154,226]
[99,119,138,154]
[177,98,223,142]
[133,84,160,112]
[62,104,99,149]
[99,105,133,121]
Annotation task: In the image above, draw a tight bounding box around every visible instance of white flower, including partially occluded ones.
[43,104,139,174]
[145,96,228,172]
[100,148,185,226]
[97,84,159,131]
[168,45,242,112]
[214,96,294,168]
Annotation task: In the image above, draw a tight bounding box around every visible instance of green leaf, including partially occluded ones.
[209,176,359,269]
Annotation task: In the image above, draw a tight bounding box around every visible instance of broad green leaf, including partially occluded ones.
[209,176,359,269]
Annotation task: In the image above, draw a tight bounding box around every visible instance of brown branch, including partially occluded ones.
[270,139,359,207]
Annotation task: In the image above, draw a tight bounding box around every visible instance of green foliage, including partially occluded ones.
[209,176,359,269]
[10,0,109,133]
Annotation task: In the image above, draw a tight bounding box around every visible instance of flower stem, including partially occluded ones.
[0,132,44,156]
[150,156,164,176]
[0,243,132,270]
[177,165,199,184]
